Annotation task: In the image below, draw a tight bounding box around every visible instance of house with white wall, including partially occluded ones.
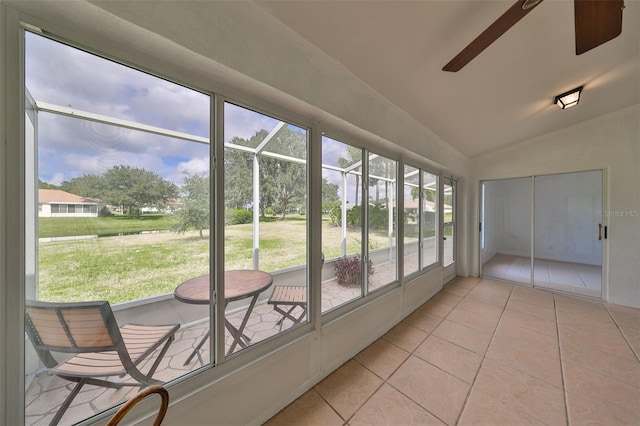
[1,1,638,425]
[38,189,103,218]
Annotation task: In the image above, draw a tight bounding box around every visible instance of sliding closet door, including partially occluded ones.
[534,171,603,297]
[481,178,532,284]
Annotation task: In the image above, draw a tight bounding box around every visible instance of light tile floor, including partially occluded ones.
[482,253,602,298]
[265,277,640,426]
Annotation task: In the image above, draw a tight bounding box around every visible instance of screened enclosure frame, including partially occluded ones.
[29,93,447,275]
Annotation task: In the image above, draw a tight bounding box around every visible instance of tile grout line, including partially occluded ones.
[384,292,457,423]
[367,279,476,426]
[602,303,640,363]
[307,387,349,426]
[344,287,459,425]
[553,292,571,426]
[453,280,514,426]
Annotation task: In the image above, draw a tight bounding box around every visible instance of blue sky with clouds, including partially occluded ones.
[25,32,393,203]
[26,32,292,187]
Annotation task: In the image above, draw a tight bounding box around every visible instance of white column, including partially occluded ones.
[252,155,260,270]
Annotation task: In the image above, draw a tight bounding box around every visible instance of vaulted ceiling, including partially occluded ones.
[257,1,639,158]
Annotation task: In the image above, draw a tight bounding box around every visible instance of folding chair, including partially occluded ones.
[25,300,179,426]
[268,254,324,330]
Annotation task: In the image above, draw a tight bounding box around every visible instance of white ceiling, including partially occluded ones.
[257,0,639,158]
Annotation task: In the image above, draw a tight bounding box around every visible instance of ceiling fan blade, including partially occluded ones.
[575,0,623,55]
[443,0,543,72]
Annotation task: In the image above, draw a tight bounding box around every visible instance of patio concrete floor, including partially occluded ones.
[25,270,402,426]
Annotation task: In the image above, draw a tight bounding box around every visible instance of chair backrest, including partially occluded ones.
[107,385,169,426]
[25,300,125,367]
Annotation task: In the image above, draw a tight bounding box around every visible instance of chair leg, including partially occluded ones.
[275,306,298,330]
[127,334,175,385]
[274,305,307,330]
[144,335,175,381]
[184,333,208,366]
[50,378,86,426]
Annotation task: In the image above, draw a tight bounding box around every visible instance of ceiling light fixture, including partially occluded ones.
[521,0,542,10]
[554,86,583,109]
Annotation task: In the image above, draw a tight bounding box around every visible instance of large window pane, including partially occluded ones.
[25,32,210,425]
[224,103,308,352]
[368,154,397,291]
[422,171,438,268]
[403,165,420,276]
[534,171,602,297]
[321,136,363,313]
[443,177,456,266]
[482,178,531,284]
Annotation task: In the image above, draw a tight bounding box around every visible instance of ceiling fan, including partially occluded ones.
[443,0,624,72]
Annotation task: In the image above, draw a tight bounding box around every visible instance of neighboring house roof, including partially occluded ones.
[404,198,436,211]
[38,189,103,204]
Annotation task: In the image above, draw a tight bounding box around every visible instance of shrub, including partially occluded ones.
[99,206,113,217]
[329,205,342,226]
[333,255,374,287]
[226,209,252,225]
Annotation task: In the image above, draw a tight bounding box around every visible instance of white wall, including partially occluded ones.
[482,178,532,262]
[471,104,640,308]
[534,171,603,265]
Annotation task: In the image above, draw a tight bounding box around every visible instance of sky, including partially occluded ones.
[25,31,403,203]
[25,32,287,187]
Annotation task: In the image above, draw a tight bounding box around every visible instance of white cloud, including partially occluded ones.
[176,157,210,175]
[224,103,279,143]
[49,173,66,186]
[26,32,210,137]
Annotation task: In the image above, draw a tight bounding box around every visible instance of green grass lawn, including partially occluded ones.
[39,214,175,238]
[38,231,210,303]
[37,215,395,304]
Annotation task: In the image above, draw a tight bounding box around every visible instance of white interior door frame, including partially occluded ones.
[479,169,608,300]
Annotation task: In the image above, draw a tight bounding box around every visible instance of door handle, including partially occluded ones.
[598,223,602,241]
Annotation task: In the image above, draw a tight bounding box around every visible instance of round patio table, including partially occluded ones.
[174,270,273,363]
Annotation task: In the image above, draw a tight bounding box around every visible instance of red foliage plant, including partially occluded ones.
[333,255,374,287]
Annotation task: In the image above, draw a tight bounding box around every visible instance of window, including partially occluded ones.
[223,102,308,347]
[15,21,458,426]
[25,32,211,425]
[321,136,364,312]
[443,177,456,266]
[403,165,439,275]
[422,171,439,268]
[367,153,397,291]
[403,165,420,276]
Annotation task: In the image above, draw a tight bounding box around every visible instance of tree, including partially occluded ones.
[322,178,340,213]
[102,165,177,216]
[173,172,209,238]
[260,127,307,218]
[338,146,362,206]
[409,184,435,202]
[224,134,260,210]
[224,127,308,219]
[271,160,305,218]
[425,188,436,202]
[410,186,420,201]
[60,174,106,199]
[38,179,59,190]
